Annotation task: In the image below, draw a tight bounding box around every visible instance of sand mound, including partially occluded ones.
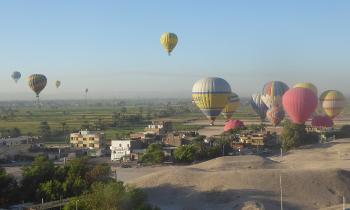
[189,155,278,171]
[127,139,350,209]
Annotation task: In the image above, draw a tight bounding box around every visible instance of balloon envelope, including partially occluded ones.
[320,90,346,119]
[55,80,61,88]
[192,77,231,124]
[28,74,47,97]
[282,87,318,124]
[160,32,178,55]
[293,82,318,96]
[311,115,334,128]
[262,81,289,108]
[250,93,268,121]
[224,119,245,132]
[11,71,21,83]
[266,106,285,126]
[222,92,240,119]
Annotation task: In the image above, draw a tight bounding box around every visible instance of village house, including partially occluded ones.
[144,121,172,135]
[110,139,143,161]
[70,130,105,149]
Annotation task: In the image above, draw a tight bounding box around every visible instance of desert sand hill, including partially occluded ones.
[130,139,350,210]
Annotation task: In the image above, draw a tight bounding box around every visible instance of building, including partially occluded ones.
[0,136,34,147]
[110,139,143,161]
[144,121,172,135]
[240,133,266,146]
[163,132,186,147]
[70,130,105,149]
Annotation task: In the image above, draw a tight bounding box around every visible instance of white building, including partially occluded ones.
[110,140,142,161]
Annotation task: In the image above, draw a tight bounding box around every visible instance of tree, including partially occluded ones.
[0,167,19,207]
[141,144,164,164]
[281,121,307,151]
[21,155,56,201]
[10,128,21,138]
[39,121,51,138]
[174,145,196,163]
[63,182,159,210]
[39,180,63,201]
[62,158,89,197]
[85,164,111,185]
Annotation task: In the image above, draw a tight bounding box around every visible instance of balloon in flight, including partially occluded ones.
[282,87,318,124]
[28,74,47,98]
[160,32,178,55]
[55,80,61,88]
[250,93,268,121]
[293,82,318,96]
[261,81,289,108]
[222,92,240,120]
[192,77,231,125]
[266,106,285,126]
[319,90,346,119]
[11,71,21,83]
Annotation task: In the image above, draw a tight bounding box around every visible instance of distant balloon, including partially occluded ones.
[266,106,285,126]
[192,77,231,125]
[250,93,268,121]
[11,71,21,83]
[85,88,89,94]
[319,90,346,119]
[262,81,289,108]
[311,115,334,128]
[55,80,61,88]
[293,82,318,96]
[28,74,47,98]
[224,119,245,132]
[160,32,178,55]
[222,92,240,120]
[282,87,318,124]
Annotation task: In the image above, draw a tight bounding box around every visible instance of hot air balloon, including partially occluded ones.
[282,87,318,124]
[160,32,178,55]
[55,80,61,88]
[311,115,334,128]
[222,92,240,120]
[28,74,47,102]
[293,82,318,96]
[192,77,231,125]
[261,81,289,108]
[11,71,21,83]
[224,119,245,132]
[85,88,89,94]
[320,90,346,119]
[250,93,268,121]
[266,106,285,126]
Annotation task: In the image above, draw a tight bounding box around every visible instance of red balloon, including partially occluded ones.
[224,119,245,132]
[282,87,318,124]
[311,115,334,128]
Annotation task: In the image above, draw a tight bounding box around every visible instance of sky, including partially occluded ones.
[1,0,350,100]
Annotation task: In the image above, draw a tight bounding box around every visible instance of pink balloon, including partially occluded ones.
[283,87,318,124]
[224,119,245,132]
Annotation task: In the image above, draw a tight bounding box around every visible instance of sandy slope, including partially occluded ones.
[129,139,350,210]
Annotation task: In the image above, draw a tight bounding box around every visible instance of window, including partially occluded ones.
[83,138,87,140]
[119,144,122,147]
[83,144,87,147]
[89,143,94,147]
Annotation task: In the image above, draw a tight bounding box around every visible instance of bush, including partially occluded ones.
[63,182,160,210]
[141,144,164,164]
[174,145,196,163]
[281,121,319,151]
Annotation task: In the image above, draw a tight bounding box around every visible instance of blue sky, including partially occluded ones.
[1,0,350,100]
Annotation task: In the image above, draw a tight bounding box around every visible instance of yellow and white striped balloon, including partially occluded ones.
[320,90,346,119]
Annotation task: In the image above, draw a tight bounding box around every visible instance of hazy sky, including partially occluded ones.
[1,0,350,100]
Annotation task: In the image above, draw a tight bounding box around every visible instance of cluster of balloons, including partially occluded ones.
[192,77,240,125]
[248,80,346,127]
[10,71,63,102]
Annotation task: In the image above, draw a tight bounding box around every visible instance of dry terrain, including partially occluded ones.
[128,139,350,210]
